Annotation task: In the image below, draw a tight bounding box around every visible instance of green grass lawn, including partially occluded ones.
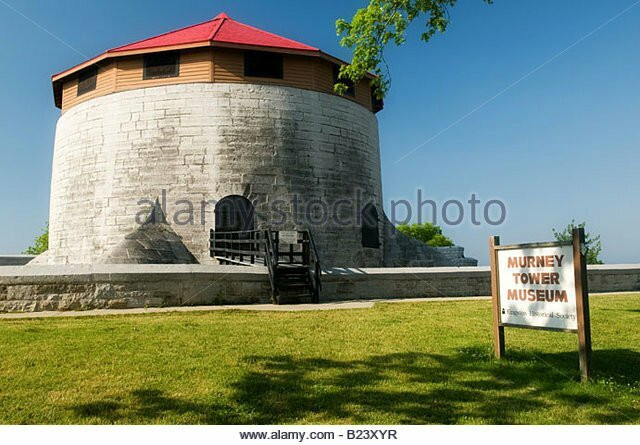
[0,294,639,425]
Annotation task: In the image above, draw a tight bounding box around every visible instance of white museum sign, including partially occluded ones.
[497,244,578,331]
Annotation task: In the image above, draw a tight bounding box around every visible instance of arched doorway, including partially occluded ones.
[361,203,380,248]
[213,196,257,262]
[214,195,255,232]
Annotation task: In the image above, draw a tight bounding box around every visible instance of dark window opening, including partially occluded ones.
[215,195,256,233]
[333,65,355,97]
[244,51,284,79]
[361,203,380,248]
[143,51,180,80]
[213,195,256,259]
[371,88,384,112]
[77,67,98,96]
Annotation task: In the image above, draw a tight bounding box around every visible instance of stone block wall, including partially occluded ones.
[0,256,35,266]
[382,217,477,267]
[49,83,384,267]
[432,247,478,267]
[587,264,640,292]
[1,264,638,313]
[0,265,270,312]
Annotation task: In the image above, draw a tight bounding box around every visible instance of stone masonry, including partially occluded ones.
[101,200,199,264]
[1,264,638,313]
[48,83,475,267]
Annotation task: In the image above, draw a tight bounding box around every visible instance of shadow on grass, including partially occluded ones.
[71,348,640,424]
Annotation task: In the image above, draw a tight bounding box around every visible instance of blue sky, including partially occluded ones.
[0,0,638,265]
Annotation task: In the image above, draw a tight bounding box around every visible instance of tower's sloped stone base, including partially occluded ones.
[101,201,198,265]
[382,215,477,267]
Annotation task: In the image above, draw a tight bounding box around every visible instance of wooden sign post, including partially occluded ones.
[489,228,592,382]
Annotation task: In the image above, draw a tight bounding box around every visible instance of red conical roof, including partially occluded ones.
[53,13,321,81]
[110,12,317,53]
[51,13,376,109]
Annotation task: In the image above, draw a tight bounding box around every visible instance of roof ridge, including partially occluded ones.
[108,17,218,53]
[214,17,318,51]
[207,14,227,40]
[52,13,335,84]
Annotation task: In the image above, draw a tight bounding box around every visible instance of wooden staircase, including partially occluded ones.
[273,263,316,304]
[210,229,321,305]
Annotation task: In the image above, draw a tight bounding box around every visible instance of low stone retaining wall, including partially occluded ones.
[0,264,638,312]
[323,267,491,300]
[325,264,640,300]
[586,264,640,293]
[0,256,35,266]
[0,265,270,312]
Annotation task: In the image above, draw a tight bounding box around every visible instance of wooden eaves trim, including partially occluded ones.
[52,42,376,109]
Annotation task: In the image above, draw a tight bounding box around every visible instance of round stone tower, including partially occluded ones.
[46,12,476,268]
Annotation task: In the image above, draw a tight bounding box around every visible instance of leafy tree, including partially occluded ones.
[336,0,493,98]
[397,222,454,247]
[552,220,603,265]
[24,224,49,255]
